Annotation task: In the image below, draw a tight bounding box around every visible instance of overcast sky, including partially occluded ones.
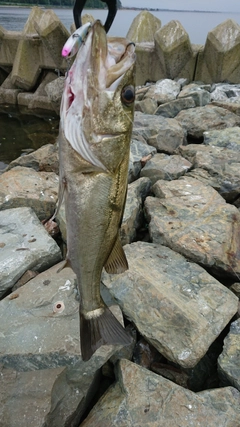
[120,0,240,13]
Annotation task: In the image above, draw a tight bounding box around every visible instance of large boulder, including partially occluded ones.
[102,241,238,368]
[81,359,240,427]
[145,176,240,278]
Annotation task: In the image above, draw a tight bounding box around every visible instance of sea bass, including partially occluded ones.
[58,20,136,361]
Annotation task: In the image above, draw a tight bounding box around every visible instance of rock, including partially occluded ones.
[155,21,195,81]
[128,138,156,183]
[178,86,211,106]
[0,363,65,427]
[210,83,240,102]
[81,359,240,427]
[211,100,240,116]
[140,153,192,184]
[132,338,161,370]
[145,177,240,278]
[12,270,39,291]
[102,242,238,368]
[135,97,158,114]
[6,143,59,173]
[203,126,240,151]
[133,112,186,154]
[0,166,59,220]
[0,262,129,371]
[229,283,240,299]
[0,207,61,297]
[151,362,189,388]
[120,177,151,245]
[175,105,240,140]
[126,10,161,43]
[144,78,181,104]
[179,144,240,202]
[218,319,240,391]
[154,96,195,118]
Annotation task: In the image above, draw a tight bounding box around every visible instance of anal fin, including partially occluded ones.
[80,306,132,361]
[104,235,128,274]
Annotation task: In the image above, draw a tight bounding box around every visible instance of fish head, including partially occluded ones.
[60,20,136,172]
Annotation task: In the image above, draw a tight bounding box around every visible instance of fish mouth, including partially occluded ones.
[60,20,136,169]
[62,20,135,112]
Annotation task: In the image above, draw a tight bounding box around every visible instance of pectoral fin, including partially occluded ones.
[104,235,128,274]
[52,177,66,220]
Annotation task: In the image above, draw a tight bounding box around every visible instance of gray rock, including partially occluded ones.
[0,364,64,427]
[211,83,240,101]
[128,138,156,183]
[81,359,240,427]
[218,319,240,391]
[0,166,59,220]
[0,261,128,371]
[146,177,240,278]
[144,78,181,104]
[6,143,59,173]
[135,97,158,114]
[211,100,240,116]
[140,153,192,184]
[180,144,240,202]
[0,207,61,297]
[154,96,195,118]
[229,283,240,299]
[120,177,151,245]
[102,242,238,368]
[133,112,186,154]
[175,105,240,140]
[204,126,240,151]
[178,82,211,106]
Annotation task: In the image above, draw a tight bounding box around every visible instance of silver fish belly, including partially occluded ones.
[58,20,136,361]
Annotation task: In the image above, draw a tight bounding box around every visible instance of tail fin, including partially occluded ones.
[80,306,132,361]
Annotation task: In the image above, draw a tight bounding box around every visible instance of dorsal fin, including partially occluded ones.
[104,235,128,274]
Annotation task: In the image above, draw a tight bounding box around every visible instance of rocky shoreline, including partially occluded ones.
[0,79,240,425]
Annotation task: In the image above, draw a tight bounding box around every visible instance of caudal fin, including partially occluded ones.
[80,306,132,361]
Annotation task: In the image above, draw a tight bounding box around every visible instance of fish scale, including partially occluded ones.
[58,20,136,361]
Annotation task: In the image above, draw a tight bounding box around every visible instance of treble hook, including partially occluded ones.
[73,0,117,33]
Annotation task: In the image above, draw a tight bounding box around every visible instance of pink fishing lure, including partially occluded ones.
[62,22,92,58]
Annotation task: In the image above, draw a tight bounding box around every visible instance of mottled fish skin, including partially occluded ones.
[58,20,136,361]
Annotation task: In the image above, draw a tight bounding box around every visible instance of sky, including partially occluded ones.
[120,0,240,13]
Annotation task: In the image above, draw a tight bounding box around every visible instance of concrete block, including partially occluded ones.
[155,20,196,81]
[135,42,164,85]
[34,9,69,70]
[195,19,240,83]
[11,7,68,91]
[0,27,21,67]
[126,10,161,43]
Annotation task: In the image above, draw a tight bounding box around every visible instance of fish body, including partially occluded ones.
[58,21,136,361]
[62,22,92,58]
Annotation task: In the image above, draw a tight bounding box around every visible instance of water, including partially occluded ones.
[0,108,59,171]
[1,6,240,44]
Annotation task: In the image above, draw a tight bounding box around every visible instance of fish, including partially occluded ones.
[61,22,92,58]
[58,20,136,361]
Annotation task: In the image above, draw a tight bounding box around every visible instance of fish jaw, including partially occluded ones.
[60,20,136,173]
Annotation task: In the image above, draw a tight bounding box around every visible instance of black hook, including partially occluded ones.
[73,0,118,33]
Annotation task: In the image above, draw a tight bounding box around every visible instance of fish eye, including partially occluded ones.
[121,85,135,106]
